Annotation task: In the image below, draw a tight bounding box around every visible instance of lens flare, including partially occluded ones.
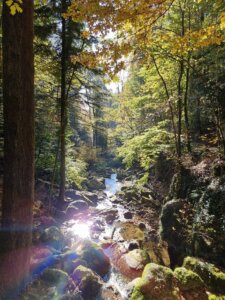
[71,223,90,239]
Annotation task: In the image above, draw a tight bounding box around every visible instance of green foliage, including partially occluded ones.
[66,159,87,189]
[117,122,173,170]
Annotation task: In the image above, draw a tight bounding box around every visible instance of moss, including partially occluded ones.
[209,295,225,300]
[183,257,225,294]
[131,263,179,300]
[131,285,145,300]
[142,263,174,281]
[174,267,204,291]
[41,268,69,286]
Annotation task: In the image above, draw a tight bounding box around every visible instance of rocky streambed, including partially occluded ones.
[19,173,225,300]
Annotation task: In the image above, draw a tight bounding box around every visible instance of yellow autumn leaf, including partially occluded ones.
[6,0,13,6]
[220,12,225,30]
[10,5,17,15]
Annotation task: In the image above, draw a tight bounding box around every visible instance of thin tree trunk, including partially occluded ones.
[184,4,192,154]
[151,54,179,156]
[177,7,185,157]
[184,61,191,153]
[59,0,67,204]
[0,1,34,298]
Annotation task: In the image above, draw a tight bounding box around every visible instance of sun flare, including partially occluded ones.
[71,223,90,239]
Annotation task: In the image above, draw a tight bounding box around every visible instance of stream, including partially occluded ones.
[63,173,133,299]
[25,173,160,300]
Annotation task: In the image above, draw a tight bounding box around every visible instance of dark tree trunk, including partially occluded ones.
[59,0,67,204]
[0,1,34,298]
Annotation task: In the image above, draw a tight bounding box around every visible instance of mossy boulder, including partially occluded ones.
[76,240,110,277]
[144,240,170,267]
[72,265,102,299]
[41,268,69,291]
[118,222,145,241]
[131,263,181,300]
[183,257,225,294]
[41,226,65,250]
[174,267,208,300]
[85,177,105,191]
[160,199,193,265]
[174,267,204,291]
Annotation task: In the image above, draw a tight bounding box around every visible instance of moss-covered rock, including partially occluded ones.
[144,240,170,267]
[72,265,102,299]
[183,257,225,294]
[41,226,65,250]
[118,222,145,241]
[160,199,194,266]
[174,267,204,291]
[131,263,181,300]
[76,240,110,277]
[41,268,69,291]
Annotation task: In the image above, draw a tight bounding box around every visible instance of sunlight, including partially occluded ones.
[71,223,90,239]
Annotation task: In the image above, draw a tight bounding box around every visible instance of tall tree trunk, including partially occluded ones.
[184,62,191,153]
[184,4,192,154]
[59,0,67,204]
[151,54,179,156]
[0,1,34,298]
[177,7,185,158]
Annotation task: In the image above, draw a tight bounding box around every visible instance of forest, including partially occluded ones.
[0,0,225,299]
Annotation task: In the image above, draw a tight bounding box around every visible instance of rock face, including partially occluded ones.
[131,263,180,300]
[160,199,193,265]
[160,158,225,269]
[117,185,160,209]
[192,178,225,266]
[183,256,225,295]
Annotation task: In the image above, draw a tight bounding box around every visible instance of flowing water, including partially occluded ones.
[62,174,130,299]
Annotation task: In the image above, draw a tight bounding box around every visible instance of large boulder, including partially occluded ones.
[174,267,208,299]
[81,191,99,205]
[144,240,170,267]
[160,199,193,265]
[69,200,89,210]
[124,249,149,270]
[183,256,225,295]
[41,226,65,250]
[131,263,180,300]
[65,189,82,200]
[85,177,105,191]
[72,265,102,299]
[76,240,110,277]
[41,268,69,292]
[118,222,145,242]
[65,205,79,219]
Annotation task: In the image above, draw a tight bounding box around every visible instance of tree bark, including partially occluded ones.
[59,0,67,204]
[0,1,34,298]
